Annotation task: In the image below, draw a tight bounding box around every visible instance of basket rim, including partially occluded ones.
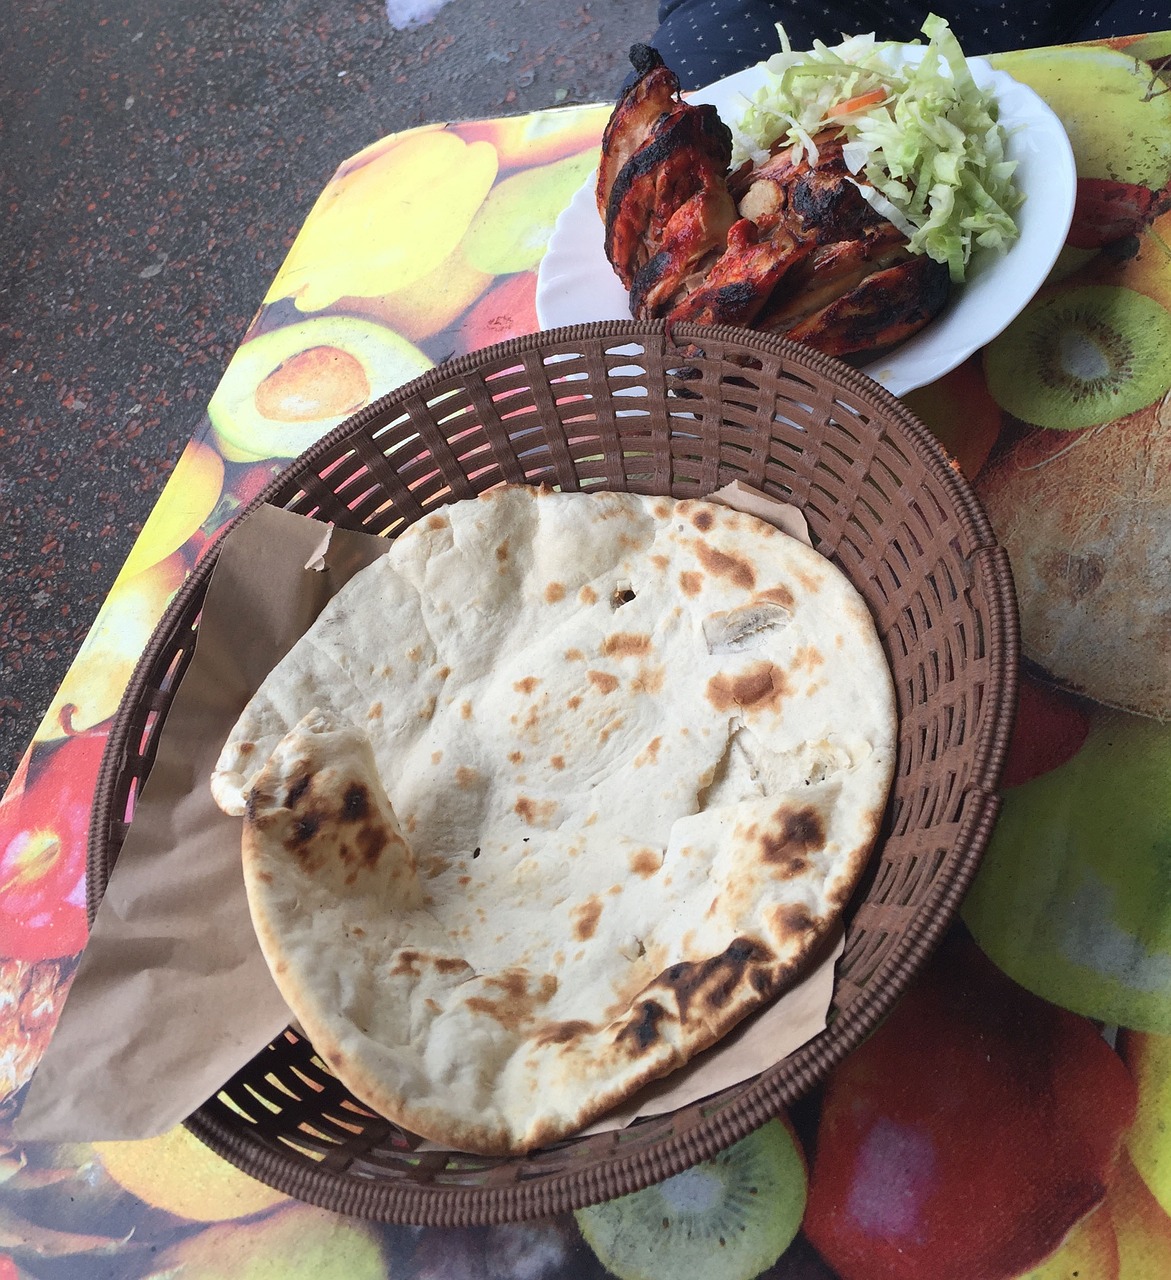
[87,320,1019,1224]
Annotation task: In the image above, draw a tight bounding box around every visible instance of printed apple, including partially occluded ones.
[457,271,539,355]
[1104,1143,1171,1278]
[989,46,1171,257]
[803,929,1136,1280]
[999,670,1090,790]
[962,706,1171,1033]
[1012,1203,1117,1279]
[0,720,110,961]
[1102,33,1171,57]
[195,458,291,546]
[1067,178,1162,251]
[1079,207,1171,312]
[900,355,1003,478]
[183,455,312,568]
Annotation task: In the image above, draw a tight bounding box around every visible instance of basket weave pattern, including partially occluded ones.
[89,322,1017,1224]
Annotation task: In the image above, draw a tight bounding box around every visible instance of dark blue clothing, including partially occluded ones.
[650,0,1167,89]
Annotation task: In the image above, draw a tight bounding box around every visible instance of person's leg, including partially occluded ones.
[859,0,1101,54]
[649,0,812,91]
[645,0,1108,91]
[1072,0,1167,39]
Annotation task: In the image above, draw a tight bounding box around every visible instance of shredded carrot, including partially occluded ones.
[826,87,888,117]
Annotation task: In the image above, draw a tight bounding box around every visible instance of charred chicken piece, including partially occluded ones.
[739,137,952,355]
[607,103,737,301]
[759,222,912,331]
[738,130,887,246]
[595,44,681,223]
[600,45,737,309]
[783,251,952,356]
[628,168,742,317]
[665,219,813,328]
[755,222,951,357]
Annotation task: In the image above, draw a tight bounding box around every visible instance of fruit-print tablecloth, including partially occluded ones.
[2,30,1170,1280]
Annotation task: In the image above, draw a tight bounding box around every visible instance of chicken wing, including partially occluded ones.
[605,101,736,299]
[595,44,681,224]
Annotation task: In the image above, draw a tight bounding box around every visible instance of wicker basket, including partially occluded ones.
[89,321,1018,1225]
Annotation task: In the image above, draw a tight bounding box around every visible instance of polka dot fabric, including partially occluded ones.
[649,0,1160,89]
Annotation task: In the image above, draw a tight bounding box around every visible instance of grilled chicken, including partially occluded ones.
[608,104,737,304]
[745,139,952,354]
[755,223,916,331]
[599,47,953,358]
[784,251,952,356]
[665,218,813,328]
[596,44,680,224]
[597,45,738,309]
[738,130,886,245]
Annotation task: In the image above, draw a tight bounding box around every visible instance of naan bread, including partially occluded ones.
[213,486,896,1154]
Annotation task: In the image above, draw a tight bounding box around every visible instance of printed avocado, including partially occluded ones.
[209,314,432,462]
[990,46,1171,191]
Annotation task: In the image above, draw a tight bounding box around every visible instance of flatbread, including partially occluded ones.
[213,486,896,1154]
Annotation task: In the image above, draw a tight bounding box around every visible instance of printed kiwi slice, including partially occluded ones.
[574,1118,806,1280]
[984,285,1171,430]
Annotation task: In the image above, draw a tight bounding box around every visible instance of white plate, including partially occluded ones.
[536,52,1076,397]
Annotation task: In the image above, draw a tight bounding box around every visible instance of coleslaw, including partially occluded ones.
[731,14,1022,281]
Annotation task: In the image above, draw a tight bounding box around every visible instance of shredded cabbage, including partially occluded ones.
[730,14,1022,281]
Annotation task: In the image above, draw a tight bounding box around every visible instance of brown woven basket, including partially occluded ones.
[89,321,1017,1226]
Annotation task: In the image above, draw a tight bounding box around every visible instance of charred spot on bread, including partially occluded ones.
[760,804,827,876]
[656,936,776,1022]
[342,782,369,822]
[617,998,670,1052]
[285,774,312,809]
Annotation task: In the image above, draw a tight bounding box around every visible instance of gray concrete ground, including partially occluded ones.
[0,0,658,787]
